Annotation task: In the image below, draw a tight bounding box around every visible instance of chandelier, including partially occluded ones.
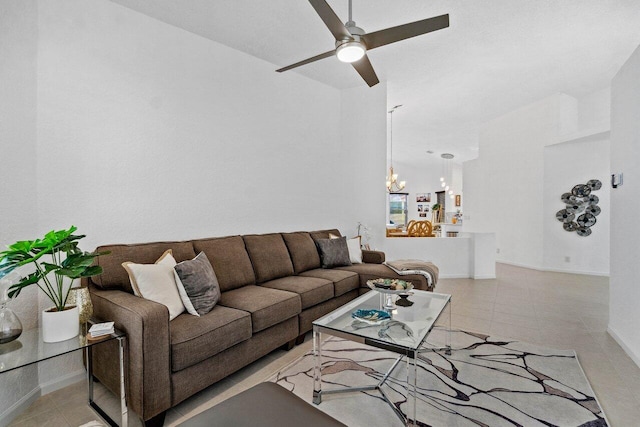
[386,105,406,192]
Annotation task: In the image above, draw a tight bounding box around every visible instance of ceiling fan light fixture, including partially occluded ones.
[336,40,366,63]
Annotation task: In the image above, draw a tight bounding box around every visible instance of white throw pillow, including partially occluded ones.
[346,237,363,264]
[329,234,363,264]
[122,250,186,321]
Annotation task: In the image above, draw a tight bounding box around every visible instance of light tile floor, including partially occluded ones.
[9,264,640,426]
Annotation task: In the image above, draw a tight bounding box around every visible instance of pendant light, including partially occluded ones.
[386,105,406,192]
[440,153,454,195]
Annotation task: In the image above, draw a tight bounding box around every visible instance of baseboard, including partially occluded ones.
[497,261,609,277]
[497,260,544,271]
[0,387,40,427]
[39,369,85,395]
[473,274,496,279]
[541,266,609,277]
[607,326,640,370]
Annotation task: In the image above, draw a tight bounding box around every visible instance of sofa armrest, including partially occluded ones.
[362,250,385,264]
[89,283,171,422]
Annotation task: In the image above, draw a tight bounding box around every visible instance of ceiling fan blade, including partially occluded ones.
[308,0,352,41]
[362,14,449,50]
[351,54,379,87]
[276,50,336,73]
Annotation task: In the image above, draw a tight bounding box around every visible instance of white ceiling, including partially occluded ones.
[109,0,640,166]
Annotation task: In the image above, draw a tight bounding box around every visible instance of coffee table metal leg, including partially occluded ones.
[313,328,322,404]
[407,352,417,426]
[446,298,452,356]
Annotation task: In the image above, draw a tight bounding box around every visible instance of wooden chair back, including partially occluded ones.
[407,220,434,237]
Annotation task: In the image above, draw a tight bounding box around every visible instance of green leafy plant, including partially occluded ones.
[0,226,108,312]
[432,203,441,211]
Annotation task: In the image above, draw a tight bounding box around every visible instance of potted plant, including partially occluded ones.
[0,226,108,342]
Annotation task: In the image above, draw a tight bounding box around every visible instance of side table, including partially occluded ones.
[0,319,127,427]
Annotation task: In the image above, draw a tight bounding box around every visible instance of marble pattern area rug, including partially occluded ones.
[269,329,608,427]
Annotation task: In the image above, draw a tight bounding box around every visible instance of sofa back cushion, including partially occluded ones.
[243,234,294,283]
[309,229,342,242]
[193,236,256,292]
[282,232,321,274]
[92,241,196,293]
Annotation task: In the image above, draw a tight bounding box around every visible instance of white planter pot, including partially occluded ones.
[42,305,79,343]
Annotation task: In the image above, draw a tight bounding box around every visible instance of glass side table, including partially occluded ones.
[0,319,127,427]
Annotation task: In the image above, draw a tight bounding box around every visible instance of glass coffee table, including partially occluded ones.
[312,289,451,426]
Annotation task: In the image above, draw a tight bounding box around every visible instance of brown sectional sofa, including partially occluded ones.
[86,229,430,426]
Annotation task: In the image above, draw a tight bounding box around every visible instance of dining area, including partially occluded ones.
[386,220,462,238]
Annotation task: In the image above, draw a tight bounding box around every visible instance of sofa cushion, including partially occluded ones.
[282,232,321,274]
[170,305,251,372]
[309,229,341,242]
[243,234,294,283]
[260,276,333,309]
[219,286,301,333]
[174,252,221,316]
[300,268,359,297]
[93,241,196,293]
[193,236,256,292]
[315,237,352,268]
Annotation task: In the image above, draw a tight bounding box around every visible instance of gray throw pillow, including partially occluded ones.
[174,252,220,315]
[316,237,352,269]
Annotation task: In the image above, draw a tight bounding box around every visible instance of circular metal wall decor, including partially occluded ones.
[576,227,592,237]
[557,179,601,237]
[566,204,585,214]
[563,222,579,232]
[556,209,575,223]
[586,194,599,205]
[572,184,591,197]
[576,227,591,237]
[587,179,602,191]
[586,205,601,216]
[577,213,596,227]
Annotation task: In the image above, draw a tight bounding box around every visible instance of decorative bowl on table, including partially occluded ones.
[366,279,414,295]
[351,309,391,325]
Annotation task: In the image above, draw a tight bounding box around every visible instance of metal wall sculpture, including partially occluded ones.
[556,179,601,237]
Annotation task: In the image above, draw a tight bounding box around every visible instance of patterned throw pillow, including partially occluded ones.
[174,252,221,316]
[315,237,352,268]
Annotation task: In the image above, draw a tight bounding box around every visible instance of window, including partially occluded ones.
[388,193,408,228]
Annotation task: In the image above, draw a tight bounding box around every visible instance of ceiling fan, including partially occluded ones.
[276,0,449,87]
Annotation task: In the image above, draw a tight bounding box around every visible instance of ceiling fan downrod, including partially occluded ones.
[336,0,366,62]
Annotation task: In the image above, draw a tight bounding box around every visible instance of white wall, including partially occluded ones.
[463,95,567,268]
[35,0,348,250]
[543,137,610,275]
[0,0,40,422]
[463,92,611,274]
[577,87,611,132]
[609,43,640,367]
[1,0,386,421]
[340,84,387,250]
